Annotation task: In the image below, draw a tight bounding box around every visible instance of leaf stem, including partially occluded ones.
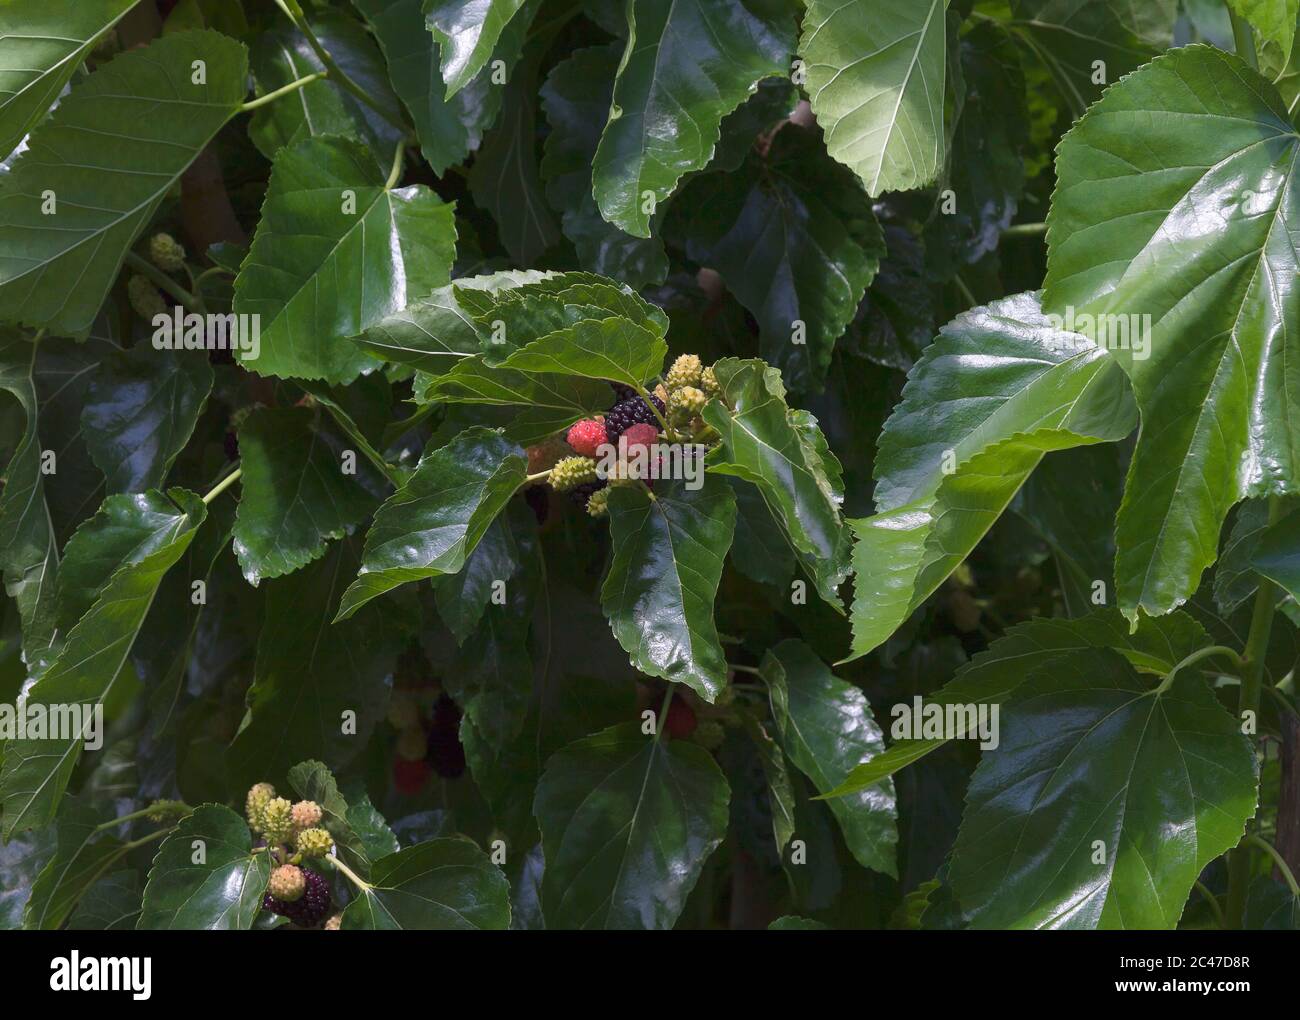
[124,251,204,313]
[729,663,762,677]
[1154,645,1245,694]
[655,686,675,743]
[239,71,327,112]
[1001,221,1047,239]
[202,466,243,505]
[1227,8,1259,69]
[273,0,408,131]
[953,273,977,309]
[328,851,373,891]
[525,469,552,484]
[1193,880,1226,929]
[1225,495,1283,927]
[632,382,671,433]
[385,137,409,190]
[1246,834,1300,898]
[93,803,191,832]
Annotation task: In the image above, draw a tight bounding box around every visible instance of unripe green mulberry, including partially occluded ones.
[290,800,322,831]
[245,782,276,831]
[670,385,707,419]
[700,366,719,397]
[587,487,610,518]
[268,864,306,903]
[149,232,186,272]
[127,274,166,320]
[296,827,334,858]
[261,797,295,845]
[147,800,189,824]
[665,353,702,390]
[549,455,598,493]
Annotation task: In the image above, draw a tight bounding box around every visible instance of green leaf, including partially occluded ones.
[825,607,1208,799]
[356,0,514,175]
[0,0,139,160]
[435,510,524,643]
[0,489,205,837]
[0,30,249,336]
[23,796,124,930]
[247,10,404,160]
[138,804,269,929]
[1043,45,1300,622]
[231,540,407,788]
[287,760,380,876]
[1246,877,1300,929]
[341,837,511,929]
[846,292,1136,659]
[739,713,796,858]
[533,723,729,929]
[232,407,376,585]
[762,640,897,876]
[601,479,737,703]
[702,358,851,606]
[82,346,212,494]
[539,44,668,288]
[799,0,948,196]
[592,0,795,237]
[0,825,55,929]
[950,647,1257,929]
[673,125,884,392]
[499,316,666,390]
[1251,506,1300,602]
[1218,499,1299,613]
[425,0,530,99]
[67,871,141,930]
[770,915,830,930]
[233,136,457,384]
[1228,1,1298,68]
[336,427,526,619]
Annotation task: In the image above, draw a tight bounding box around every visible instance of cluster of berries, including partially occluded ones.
[540,355,722,516]
[126,232,187,320]
[388,659,466,795]
[245,783,337,929]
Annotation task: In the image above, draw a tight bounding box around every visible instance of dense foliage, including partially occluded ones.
[0,0,1298,931]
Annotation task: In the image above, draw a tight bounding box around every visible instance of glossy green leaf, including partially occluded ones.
[23,796,123,930]
[499,315,666,390]
[799,0,948,196]
[425,0,529,99]
[739,713,796,858]
[539,44,668,288]
[341,837,511,929]
[591,0,795,237]
[1228,1,1298,68]
[0,30,248,336]
[762,640,897,875]
[673,126,884,393]
[67,871,141,930]
[232,407,376,584]
[601,479,736,703]
[702,358,851,606]
[1217,499,1298,613]
[234,136,457,384]
[950,647,1257,929]
[0,0,139,160]
[1252,506,1300,602]
[82,345,212,494]
[0,490,204,836]
[1043,45,1300,623]
[533,723,729,929]
[825,608,1208,798]
[337,427,526,619]
[138,805,269,930]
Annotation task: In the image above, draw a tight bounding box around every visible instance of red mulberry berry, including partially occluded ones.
[566,418,608,458]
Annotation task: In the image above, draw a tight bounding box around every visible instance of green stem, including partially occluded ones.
[274,0,408,131]
[954,273,977,309]
[1194,880,1226,929]
[1246,834,1300,898]
[1227,8,1259,69]
[385,137,409,190]
[202,466,242,505]
[1155,645,1245,694]
[124,251,204,313]
[525,469,552,484]
[1001,221,1047,239]
[93,803,191,832]
[655,686,675,743]
[633,382,671,433]
[239,71,327,112]
[729,663,762,677]
[1225,496,1283,927]
[329,852,373,891]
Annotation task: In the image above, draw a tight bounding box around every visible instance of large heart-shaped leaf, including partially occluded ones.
[81,345,212,494]
[799,0,948,196]
[761,640,897,875]
[0,0,139,160]
[702,358,851,606]
[673,126,884,393]
[0,489,205,836]
[233,136,457,384]
[601,478,736,703]
[825,608,1209,798]
[138,805,269,930]
[1043,45,1300,623]
[845,292,1137,659]
[232,407,376,584]
[424,0,530,99]
[341,837,511,929]
[591,0,795,237]
[498,316,666,390]
[0,30,248,336]
[950,647,1257,929]
[533,723,729,929]
[336,427,526,619]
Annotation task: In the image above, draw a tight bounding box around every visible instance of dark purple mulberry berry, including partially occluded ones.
[263,867,331,928]
[426,694,466,778]
[604,394,665,442]
[524,484,550,524]
[610,382,637,402]
[569,478,606,509]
